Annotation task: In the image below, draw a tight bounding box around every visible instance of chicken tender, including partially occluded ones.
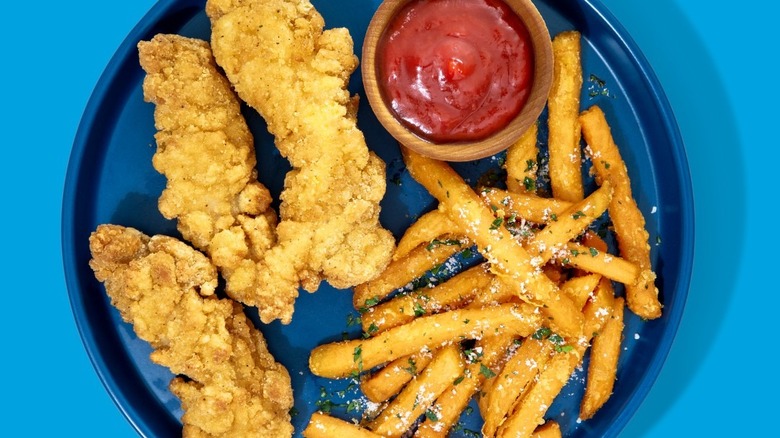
[206,0,395,299]
[89,224,293,438]
[138,34,299,321]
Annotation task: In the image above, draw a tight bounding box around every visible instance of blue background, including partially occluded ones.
[2,0,773,436]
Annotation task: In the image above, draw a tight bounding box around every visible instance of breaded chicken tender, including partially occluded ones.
[89,224,293,437]
[206,0,396,301]
[138,35,298,321]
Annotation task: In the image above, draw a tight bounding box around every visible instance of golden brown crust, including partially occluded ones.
[206,0,395,315]
[89,224,293,438]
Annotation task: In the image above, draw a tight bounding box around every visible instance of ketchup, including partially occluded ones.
[377,0,534,143]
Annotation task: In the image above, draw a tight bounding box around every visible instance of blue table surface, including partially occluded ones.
[3,0,774,436]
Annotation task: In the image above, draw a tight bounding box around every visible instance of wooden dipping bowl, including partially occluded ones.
[362,0,553,162]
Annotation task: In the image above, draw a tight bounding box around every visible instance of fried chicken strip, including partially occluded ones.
[139,34,295,322]
[89,224,293,437]
[205,0,395,297]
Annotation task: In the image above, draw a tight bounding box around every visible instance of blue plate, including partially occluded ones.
[62,0,693,436]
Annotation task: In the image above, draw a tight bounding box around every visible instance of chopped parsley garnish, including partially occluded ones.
[556,344,575,353]
[479,363,496,378]
[362,322,378,339]
[404,357,417,375]
[589,74,606,88]
[453,375,465,385]
[589,247,599,257]
[425,410,440,422]
[572,211,586,220]
[346,313,361,327]
[315,398,336,413]
[353,345,363,373]
[426,238,461,251]
[523,176,536,192]
[525,159,536,172]
[413,302,426,317]
[358,296,380,314]
[532,327,552,340]
[490,217,503,231]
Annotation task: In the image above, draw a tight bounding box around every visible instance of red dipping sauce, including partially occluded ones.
[377,0,534,143]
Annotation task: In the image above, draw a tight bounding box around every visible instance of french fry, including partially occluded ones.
[580,105,661,319]
[353,240,465,309]
[505,122,540,194]
[526,181,612,263]
[496,276,616,438]
[580,297,625,420]
[368,344,465,437]
[481,338,553,438]
[583,277,616,342]
[309,303,540,379]
[470,275,518,307]
[548,30,584,202]
[361,264,492,334]
[402,147,583,338]
[565,242,640,286]
[480,188,572,224]
[361,351,435,403]
[394,210,459,261]
[532,421,562,438]
[496,349,579,438]
[480,274,598,436]
[559,273,602,310]
[581,230,609,252]
[415,334,517,438]
[303,412,383,438]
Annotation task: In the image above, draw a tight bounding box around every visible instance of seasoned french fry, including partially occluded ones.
[505,122,540,194]
[583,277,616,341]
[580,105,661,319]
[480,274,597,436]
[309,303,540,378]
[402,147,583,338]
[526,181,612,263]
[580,297,625,420]
[361,351,435,403]
[532,421,562,438]
[481,338,553,437]
[368,344,465,437]
[470,275,518,307]
[415,334,517,438]
[565,242,639,286]
[548,30,584,202]
[496,349,578,438]
[303,412,383,438]
[581,230,609,253]
[559,273,602,310]
[353,240,465,309]
[480,188,572,224]
[394,210,459,261]
[497,274,617,438]
[361,264,492,334]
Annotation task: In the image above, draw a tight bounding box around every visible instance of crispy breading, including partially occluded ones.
[206,0,395,300]
[138,34,297,322]
[88,224,293,438]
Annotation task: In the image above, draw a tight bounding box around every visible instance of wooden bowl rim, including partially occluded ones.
[362,0,553,162]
